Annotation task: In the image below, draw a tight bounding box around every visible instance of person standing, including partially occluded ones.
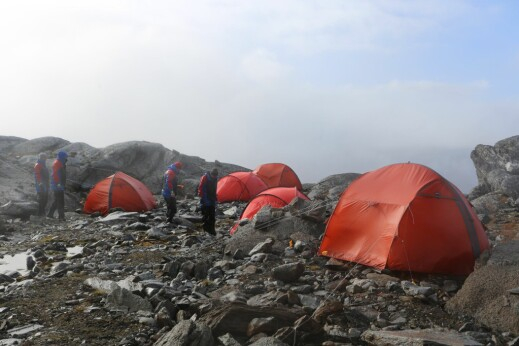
[47,151,68,220]
[198,168,218,235]
[34,153,50,216]
[162,161,183,223]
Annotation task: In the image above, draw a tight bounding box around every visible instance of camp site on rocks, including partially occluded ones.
[0,135,518,346]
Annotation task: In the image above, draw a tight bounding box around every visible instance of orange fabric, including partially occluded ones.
[319,163,490,275]
[83,172,157,215]
[217,172,268,203]
[252,163,303,191]
[230,187,309,235]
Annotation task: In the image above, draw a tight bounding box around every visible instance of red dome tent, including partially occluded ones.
[217,172,268,203]
[252,163,303,191]
[319,163,490,276]
[83,172,157,215]
[230,187,309,235]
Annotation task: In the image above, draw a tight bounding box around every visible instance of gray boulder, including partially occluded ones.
[307,173,360,201]
[271,262,305,283]
[106,287,153,312]
[470,192,507,215]
[154,320,214,346]
[470,135,519,199]
[225,211,323,256]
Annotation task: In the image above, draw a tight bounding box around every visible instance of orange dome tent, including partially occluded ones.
[217,172,268,203]
[319,163,490,276]
[252,163,303,191]
[230,187,309,235]
[83,172,157,215]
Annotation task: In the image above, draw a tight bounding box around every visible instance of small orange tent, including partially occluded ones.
[83,172,157,215]
[319,163,490,275]
[230,187,309,235]
[217,172,268,203]
[253,163,303,191]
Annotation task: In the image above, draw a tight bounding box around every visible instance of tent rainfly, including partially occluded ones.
[318,163,490,275]
[252,163,303,191]
[217,172,268,203]
[83,172,156,215]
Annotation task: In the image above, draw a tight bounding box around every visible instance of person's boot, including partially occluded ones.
[205,225,216,236]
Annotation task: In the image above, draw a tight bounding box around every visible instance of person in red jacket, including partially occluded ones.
[47,151,68,220]
[34,153,50,216]
[198,168,218,235]
[162,162,183,223]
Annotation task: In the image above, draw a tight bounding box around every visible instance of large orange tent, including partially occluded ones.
[252,163,303,191]
[230,187,309,235]
[217,172,268,203]
[319,163,490,275]
[83,172,157,215]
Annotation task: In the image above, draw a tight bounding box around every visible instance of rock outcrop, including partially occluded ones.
[445,135,519,337]
[0,136,248,217]
[470,135,519,201]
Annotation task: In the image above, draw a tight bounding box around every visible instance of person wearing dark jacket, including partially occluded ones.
[198,168,218,235]
[47,151,68,220]
[162,161,183,223]
[34,153,50,216]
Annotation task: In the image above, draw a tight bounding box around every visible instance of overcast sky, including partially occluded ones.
[1,1,518,192]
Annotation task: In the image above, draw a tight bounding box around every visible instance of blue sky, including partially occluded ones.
[1,1,518,192]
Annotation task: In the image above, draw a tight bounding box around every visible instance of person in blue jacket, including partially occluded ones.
[198,168,218,235]
[162,161,183,223]
[34,153,50,216]
[47,151,68,220]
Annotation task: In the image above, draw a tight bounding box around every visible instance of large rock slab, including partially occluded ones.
[7,324,44,338]
[362,328,482,346]
[199,303,304,337]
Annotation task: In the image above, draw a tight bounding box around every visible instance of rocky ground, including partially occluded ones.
[0,195,517,346]
[1,135,519,345]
